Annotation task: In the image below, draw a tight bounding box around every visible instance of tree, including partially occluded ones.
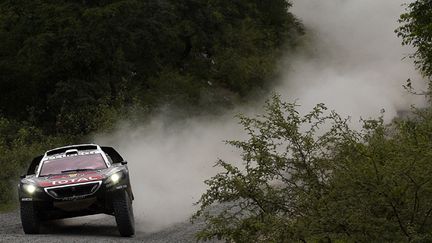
[194,95,432,242]
[0,0,303,135]
[397,0,432,80]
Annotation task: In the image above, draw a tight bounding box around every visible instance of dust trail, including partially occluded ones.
[280,0,426,124]
[95,0,425,232]
[94,115,245,232]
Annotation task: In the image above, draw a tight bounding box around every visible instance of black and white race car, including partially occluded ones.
[18,144,135,237]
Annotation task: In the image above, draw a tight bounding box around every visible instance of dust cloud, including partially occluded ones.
[280,0,426,123]
[94,114,245,232]
[95,0,426,232]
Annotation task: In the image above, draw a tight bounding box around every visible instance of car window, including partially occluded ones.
[39,153,107,176]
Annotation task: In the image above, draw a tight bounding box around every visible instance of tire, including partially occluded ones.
[20,202,40,234]
[112,190,135,237]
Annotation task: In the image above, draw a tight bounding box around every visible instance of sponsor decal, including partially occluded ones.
[61,195,88,201]
[39,175,103,187]
[46,151,98,160]
[69,173,78,178]
[51,176,99,185]
[115,184,128,190]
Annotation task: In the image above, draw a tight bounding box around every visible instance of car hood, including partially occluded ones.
[32,168,117,188]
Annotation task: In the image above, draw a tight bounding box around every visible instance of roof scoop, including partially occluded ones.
[65,149,79,156]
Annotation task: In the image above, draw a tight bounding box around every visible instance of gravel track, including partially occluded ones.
[0,210,209,242]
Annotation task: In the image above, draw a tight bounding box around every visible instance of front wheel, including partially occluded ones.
[20,202,40,234]
[112,190,135,237]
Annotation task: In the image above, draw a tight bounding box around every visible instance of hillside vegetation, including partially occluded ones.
[0,0,303,207]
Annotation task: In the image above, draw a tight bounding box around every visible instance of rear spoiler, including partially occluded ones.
[101,146,125,164]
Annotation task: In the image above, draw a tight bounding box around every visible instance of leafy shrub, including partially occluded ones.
[0,117,74,206]
[397,0,432,79]
[194,95,432,242]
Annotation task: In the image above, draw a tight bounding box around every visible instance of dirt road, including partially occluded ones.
[0,211,210,242]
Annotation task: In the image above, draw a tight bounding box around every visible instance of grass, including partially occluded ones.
[0,202,17,213]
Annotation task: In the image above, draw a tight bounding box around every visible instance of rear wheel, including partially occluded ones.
[20,202,40,234]
[112,190,135,237]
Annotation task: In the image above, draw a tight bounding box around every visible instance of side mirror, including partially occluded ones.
[20,174,26,179]
[121,161,128,165]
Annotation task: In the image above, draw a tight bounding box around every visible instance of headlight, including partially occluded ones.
[110,173,121,184]
[23,184,37,194]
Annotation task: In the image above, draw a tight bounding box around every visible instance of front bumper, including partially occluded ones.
[20,177,130,201]
[19,177,132,220]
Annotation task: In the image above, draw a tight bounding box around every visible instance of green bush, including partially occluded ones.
[194,95,432,242]
[0,117,74,206]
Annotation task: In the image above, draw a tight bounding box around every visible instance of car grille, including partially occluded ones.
[45,181,101,200]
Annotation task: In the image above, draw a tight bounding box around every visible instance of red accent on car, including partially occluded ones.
[38,173,104,187]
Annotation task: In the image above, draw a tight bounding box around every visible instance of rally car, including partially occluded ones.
[18,144,135,237]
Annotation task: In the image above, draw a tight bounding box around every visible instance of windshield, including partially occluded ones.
[39,153,107,176]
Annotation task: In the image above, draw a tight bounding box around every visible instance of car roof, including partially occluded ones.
[26,144,125,176]
[45,144,100,156]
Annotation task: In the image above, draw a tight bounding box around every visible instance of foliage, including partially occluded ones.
[397,0,432,79]
[0,0,303,136]
[0,116,76,205]
[194,95,432,242]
